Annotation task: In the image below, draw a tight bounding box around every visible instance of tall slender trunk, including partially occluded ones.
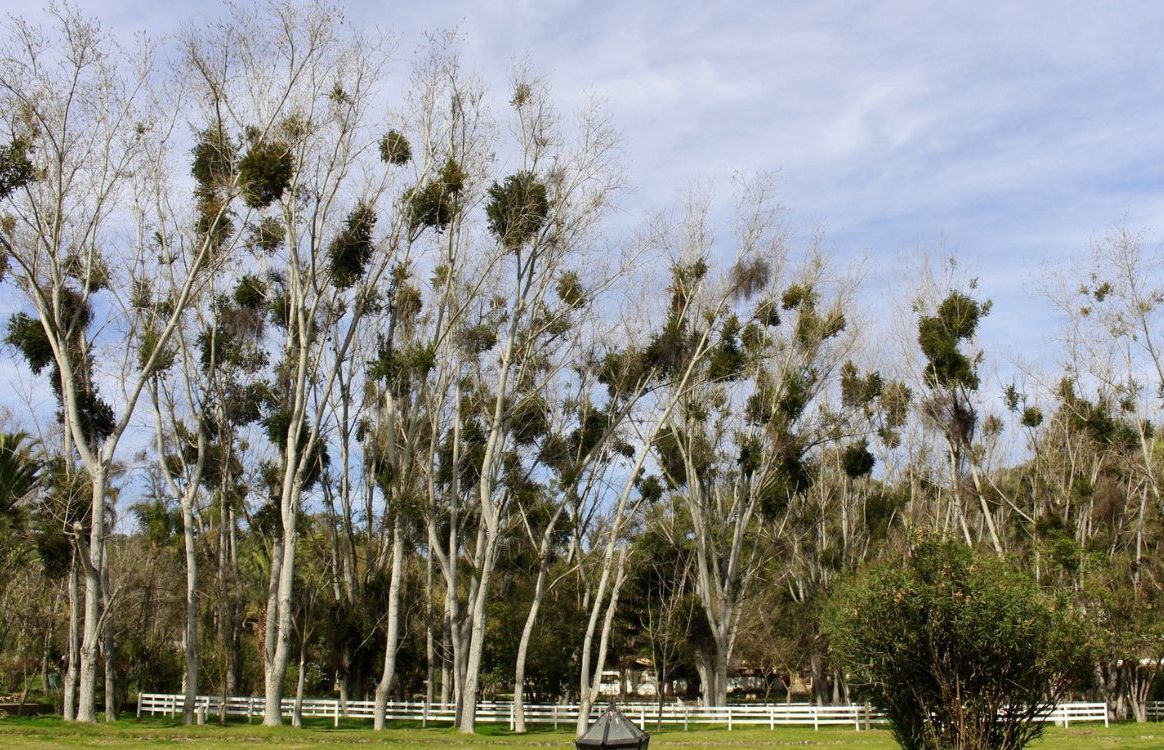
[576,548,629,736]
[263,510,298,726]
[291,634,307,728]
[182,493,199,724]
[513,561,548,732]
[373,517,405,730]
[457,535,498,733]
[76,471,106,723]
[424,553,435,708]
[63,555,80,721]
[101,555,116,722]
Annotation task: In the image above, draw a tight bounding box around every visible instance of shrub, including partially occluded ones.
[823,541,1096,750]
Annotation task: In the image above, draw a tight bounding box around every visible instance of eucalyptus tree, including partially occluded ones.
[0,7,231,721]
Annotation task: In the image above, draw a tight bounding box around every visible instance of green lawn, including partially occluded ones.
[0,716,1161,749]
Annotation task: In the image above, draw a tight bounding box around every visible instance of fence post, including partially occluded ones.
[727,706,732,731]
[813,705,819,732]
[247,696,253,723]
[640,705,645,726]
[684,706,688,731]
[553,704,558,730]
[855,704,860,731]
[137,694,143,719]
[422,701,428,728]
[333,698,340,728]
[170,694,176,719]
[865,702,872,731]
[769,704,774,730]
[509,702,515,731]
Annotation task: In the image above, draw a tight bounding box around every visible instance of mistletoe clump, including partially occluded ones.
[378,130,411,165]
[485,171,549,250]
[406,158,466,235]
[327,202,377,289]
[238,138,293,209]
[0,137,36,200]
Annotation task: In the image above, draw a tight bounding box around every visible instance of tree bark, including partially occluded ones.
[63,555,80,721]
[182,492,199,725]
[76,471,106,723]
[373,517,405,730]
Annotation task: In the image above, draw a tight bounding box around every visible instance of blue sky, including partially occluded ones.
[5,0,1164,383]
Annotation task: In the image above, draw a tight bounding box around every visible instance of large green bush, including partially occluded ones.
[823,541,1097,750]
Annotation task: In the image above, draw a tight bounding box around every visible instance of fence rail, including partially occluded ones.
[137,693,1109,730]
[1148,701,1164,720]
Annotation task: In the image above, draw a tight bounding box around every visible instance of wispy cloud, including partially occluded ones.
[5,0,1164,367]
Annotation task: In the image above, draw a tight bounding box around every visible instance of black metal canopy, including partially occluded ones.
[576,703,650,750]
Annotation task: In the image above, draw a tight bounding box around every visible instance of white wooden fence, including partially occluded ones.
[1148,701,1164,720]
[137,693,1109,730]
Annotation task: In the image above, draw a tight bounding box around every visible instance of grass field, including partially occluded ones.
[0,716,1161,749]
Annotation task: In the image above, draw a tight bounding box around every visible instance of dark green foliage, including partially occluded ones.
[0,137,35,200]
[706,314,746,381]
[73,389,116,443]
[249,216,284,253]
[457,323,498,356]
[596,346,648,396]
[406,158,466,234]
[781,283,817,310]
[261,409,329,490]
[508,395,550,446]
[5,313,53,374]
[485,171,550,250]
[191,128,236,191]
[6,292,115,444]
[238,138,293,209]
[378,130,411,165]
[824,541,1097,750]
[754,299,781,327]
[918,291,989,389]
[643,314,689,376]
[138,324,176,373]
[841,362,883,408]
[393,282,423,325]
[636,473,664,503]
[327,202,377,289]
[233,275,268,310]
[556,271,586,308]
[192,128,238,247]
[841,441,875,478]
[367,340,436,395]
[0,432,39,531]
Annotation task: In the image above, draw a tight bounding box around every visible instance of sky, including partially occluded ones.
[4,0,1164,401]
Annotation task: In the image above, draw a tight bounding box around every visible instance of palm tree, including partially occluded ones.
[0,431,41,530]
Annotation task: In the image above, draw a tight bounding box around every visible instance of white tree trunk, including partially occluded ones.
[373,517,405,730]
[182,496,199,724]
[263,512,298,726]
[76,472,106,723]
[63,557,79,721]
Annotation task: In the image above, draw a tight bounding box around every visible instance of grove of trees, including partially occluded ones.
[1,1,1162,737]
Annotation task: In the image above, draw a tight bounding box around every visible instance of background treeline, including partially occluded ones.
[0,1,1161,735]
